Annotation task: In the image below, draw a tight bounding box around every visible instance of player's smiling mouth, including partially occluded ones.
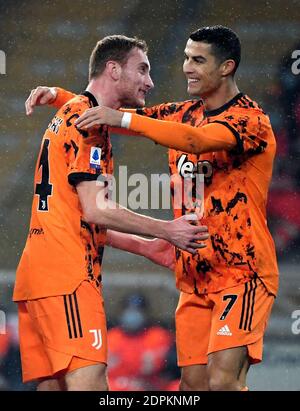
[139,89,148,96]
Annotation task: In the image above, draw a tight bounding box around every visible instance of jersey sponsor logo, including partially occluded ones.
[177,154,195,178]
[177,154,213,182]
[90,147,102,169]
[217,324,232,336]
[47,116,63,134]
[89,329,102,350]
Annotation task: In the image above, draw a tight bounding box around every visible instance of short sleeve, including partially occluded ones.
[50,88,77,109]
[60,103,112,187]
[211,111,270,157]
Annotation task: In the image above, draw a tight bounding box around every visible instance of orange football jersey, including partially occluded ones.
[136,93,279,295]
[14,91,113,301]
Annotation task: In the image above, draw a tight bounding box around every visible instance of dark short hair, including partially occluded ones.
[89,35,148,80]
[189,25,241,75]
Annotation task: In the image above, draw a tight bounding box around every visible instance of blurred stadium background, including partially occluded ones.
[0,0,300,390]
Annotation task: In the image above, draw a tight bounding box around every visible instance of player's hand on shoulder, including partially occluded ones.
[75,106,123,129]
[25,86,57,115]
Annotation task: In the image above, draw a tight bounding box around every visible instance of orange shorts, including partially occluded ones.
[175,277,274,366]
[18,280,107,383]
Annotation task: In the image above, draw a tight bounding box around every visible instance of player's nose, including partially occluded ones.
[145,74,154,90]
[183,59,193,75]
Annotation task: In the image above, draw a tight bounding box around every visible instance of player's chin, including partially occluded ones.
[132,97,146,108]
[188,87,202,97]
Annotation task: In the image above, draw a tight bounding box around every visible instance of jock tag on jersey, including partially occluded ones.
[90,147,102,169]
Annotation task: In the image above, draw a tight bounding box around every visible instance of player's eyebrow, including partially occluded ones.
[184,52,206,62]
[194,55,206,61]
[139,62,150,70]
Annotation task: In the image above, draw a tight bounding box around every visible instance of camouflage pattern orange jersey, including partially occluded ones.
[134,93,278,296]
[49,89,279,296]
[13,91,113,301]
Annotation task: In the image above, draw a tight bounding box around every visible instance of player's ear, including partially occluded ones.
[106,61,122,81]
[221,59,236,77]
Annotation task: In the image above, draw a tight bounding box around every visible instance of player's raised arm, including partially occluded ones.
[25,86,138,136]
[124,113,237,154]
[25,86,76,115]
[75,106,237,154]
[74,106,139,136]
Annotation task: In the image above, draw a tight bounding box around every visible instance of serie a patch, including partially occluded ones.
[90,147,102,169]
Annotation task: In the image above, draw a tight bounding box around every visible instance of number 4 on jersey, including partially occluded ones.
[35,139,53,211]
